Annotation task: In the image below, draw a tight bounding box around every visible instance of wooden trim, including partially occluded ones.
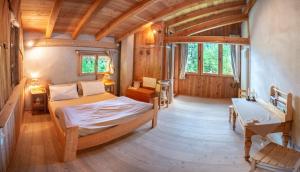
[165,0,246,27]
[45,0,63,38]
[243,0,256,15]
[164,36,250,45]
[71,0,109,39]
[115,0,204,42]
[174,14,248,36]
[95,0,157,41]
[218,44,222,75]
[27,39,118,49]
[49,96,158,161]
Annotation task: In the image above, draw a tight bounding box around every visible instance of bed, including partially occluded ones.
[48,92,158,161]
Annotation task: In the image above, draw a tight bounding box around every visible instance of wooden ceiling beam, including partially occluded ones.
[72,0,109,39]
[174,10,242,32]
[27,39,117,49]
[164,36,250,45]
[95,0,157,41]
[174,14,248,36]
[165,0,246,27]
[45,0,63,38]
[243,0,256,15]
[116,0,205,42]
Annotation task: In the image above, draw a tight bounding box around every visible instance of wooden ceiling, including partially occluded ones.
[21,0,250,41]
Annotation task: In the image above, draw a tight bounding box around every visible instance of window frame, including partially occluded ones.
[185,43,234,77]
[77,51,111,76]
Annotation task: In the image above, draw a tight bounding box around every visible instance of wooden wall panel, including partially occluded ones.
[0,0,24,171]
[0,0,12,111]
[133,26,164,81]
[174,24,240,98]
[178,75,237,98]
[0,79,26,172]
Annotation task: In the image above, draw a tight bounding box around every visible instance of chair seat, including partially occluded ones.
[252,142,300,172]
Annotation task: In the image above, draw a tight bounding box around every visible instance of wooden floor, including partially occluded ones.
[8,96,269,172]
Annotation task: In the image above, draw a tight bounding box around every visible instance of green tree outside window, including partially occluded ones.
[97,56,110,73]
[203,43,219,74]
[185,43,198,73]
[222,44,233,75]
[81,55,96,73]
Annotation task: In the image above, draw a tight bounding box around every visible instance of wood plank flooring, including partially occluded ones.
[8,96,268,172]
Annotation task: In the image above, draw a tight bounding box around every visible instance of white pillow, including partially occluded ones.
[81,81,105,96]
[49,83,79,101]
[143,77,157,88]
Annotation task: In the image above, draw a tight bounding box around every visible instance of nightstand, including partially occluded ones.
[31,86,47,114]
[104,80,115,95]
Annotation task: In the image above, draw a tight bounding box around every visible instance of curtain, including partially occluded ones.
[231,45,241,83]
[179,44,188,79]
[106,50,115,74]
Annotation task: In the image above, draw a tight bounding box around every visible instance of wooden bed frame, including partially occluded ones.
[48,96,158,162]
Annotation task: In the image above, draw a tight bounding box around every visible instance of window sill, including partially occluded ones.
[185,73,234,78]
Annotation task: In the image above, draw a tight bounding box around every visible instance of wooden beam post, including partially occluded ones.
[164,36,250,45]
[72,0,109,39]
[95,0,157,41]
[243,0,256,15]
[26,39,118,49]
[45,0,63,38]
[174,10,242,32]
[165,0,246,27]
[115,0,204,42]
[174,14,247,36]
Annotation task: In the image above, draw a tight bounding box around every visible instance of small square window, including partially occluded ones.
[78,52,111,75]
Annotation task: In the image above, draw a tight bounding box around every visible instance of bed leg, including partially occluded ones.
[63,126,79,162]
[152,97,158,128]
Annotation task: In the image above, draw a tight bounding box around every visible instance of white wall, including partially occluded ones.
[249,0,300,147]
[120,35,134,96]
[24,32,119,109]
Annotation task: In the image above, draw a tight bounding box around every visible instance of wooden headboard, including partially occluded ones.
[269,86,293,122]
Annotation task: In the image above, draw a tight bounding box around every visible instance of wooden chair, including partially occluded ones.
[157,80,170,109]
[250,142,300,172]
[229,88,247,124]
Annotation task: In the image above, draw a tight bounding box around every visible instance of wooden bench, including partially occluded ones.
[231,86,293,161]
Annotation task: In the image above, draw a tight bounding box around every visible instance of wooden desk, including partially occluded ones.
[232,98,291,161]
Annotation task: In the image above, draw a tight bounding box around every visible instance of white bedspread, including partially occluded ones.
[57,96,153,136]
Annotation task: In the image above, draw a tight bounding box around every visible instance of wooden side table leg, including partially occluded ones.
[232,111,237,130]
[244,128,253,161]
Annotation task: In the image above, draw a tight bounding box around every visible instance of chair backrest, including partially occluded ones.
[238,88,247,98]
[142,77,157,89]
[269,86,292,121]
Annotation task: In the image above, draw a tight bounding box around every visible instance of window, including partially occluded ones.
[97,56,110,73]
[222,44,233,75]
[185,43,198,73]
[203,43,219,74]
[79,52,111,75]
[81,55,96,74]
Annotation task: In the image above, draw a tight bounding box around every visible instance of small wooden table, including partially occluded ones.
[231,98,291,161]
[31,86,47,114]
[104,81,115,95]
